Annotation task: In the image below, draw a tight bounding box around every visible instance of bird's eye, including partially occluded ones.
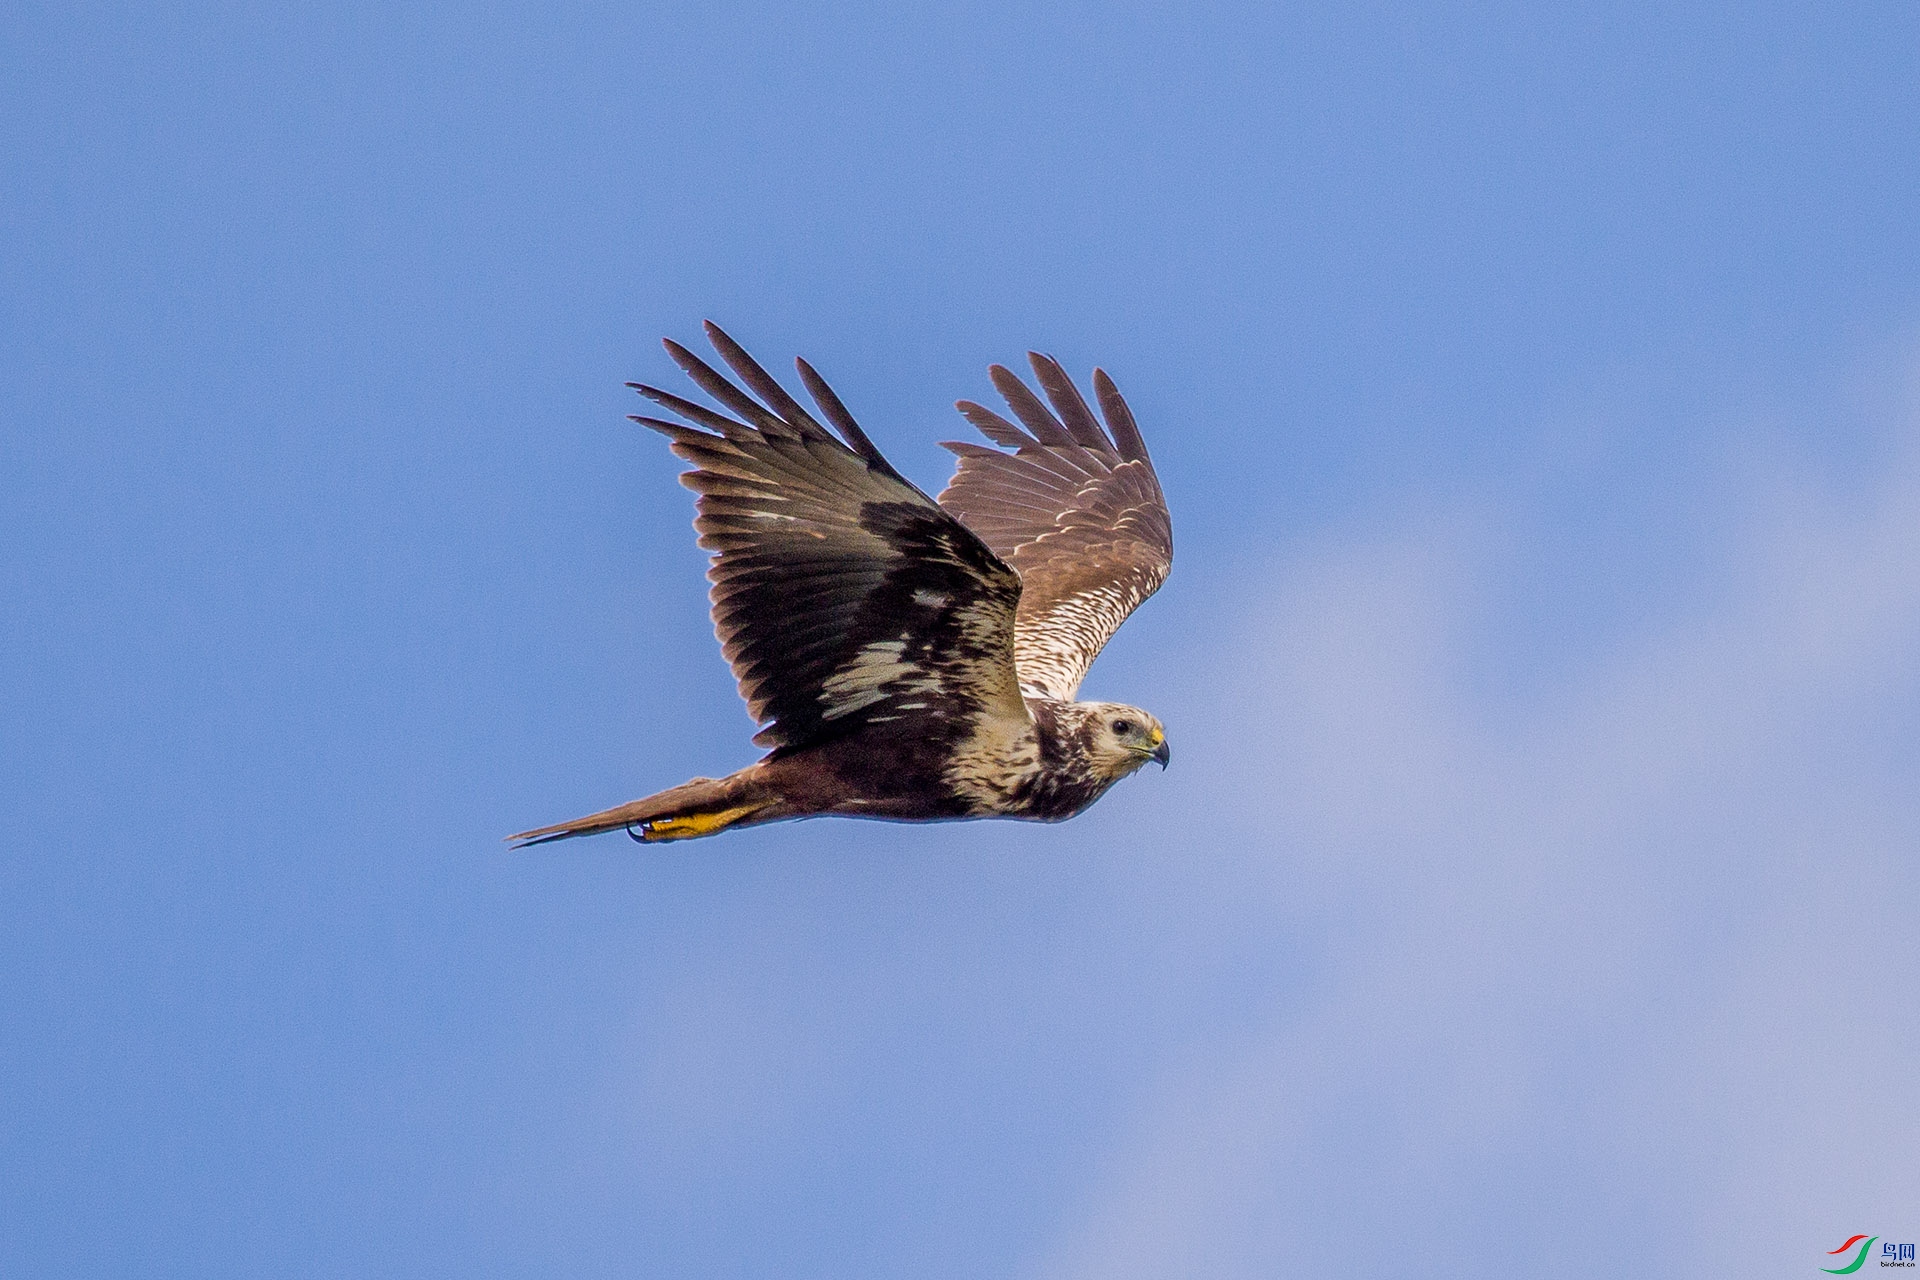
[1111,719,1133,736]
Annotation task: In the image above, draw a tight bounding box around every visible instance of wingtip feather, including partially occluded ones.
[956,399,1034,449]
[990,363,1079,447]
[794,356,891,470]
[1092,368,1151,463]
[1028,352,1113,451]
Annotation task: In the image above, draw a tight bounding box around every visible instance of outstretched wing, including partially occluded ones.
[634,323,1028,753]
[935,356,1172,701]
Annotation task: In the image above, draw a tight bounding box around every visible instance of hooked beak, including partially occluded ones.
[1150,736,1171,770]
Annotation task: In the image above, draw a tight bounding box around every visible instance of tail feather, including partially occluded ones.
[508,770,776,847]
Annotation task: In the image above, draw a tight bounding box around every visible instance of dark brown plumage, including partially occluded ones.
[509,324,1172,847]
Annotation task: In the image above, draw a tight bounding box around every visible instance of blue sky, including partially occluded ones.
[5,1,1919,1275]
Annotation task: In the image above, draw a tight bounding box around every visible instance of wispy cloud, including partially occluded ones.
[1031,352,1920,1278]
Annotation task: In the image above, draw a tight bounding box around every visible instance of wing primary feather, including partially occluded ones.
[629,384,750,438]
[1093,368,1151,463]
[701,322,834,442]
[955,401,1035,448]
[629,414,731,447]
[663,338,805,441]
[988,365,1078,447]
[792,357,911,486]
[940,440,1007,460]
[1029,354,1112,450]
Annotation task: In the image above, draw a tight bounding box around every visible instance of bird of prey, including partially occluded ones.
[509,323,1172,846]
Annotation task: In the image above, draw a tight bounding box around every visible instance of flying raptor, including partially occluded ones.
[510,324,1172,846]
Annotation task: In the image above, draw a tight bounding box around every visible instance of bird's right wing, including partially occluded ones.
[936,356,1172,701]
[633,324,1028,753]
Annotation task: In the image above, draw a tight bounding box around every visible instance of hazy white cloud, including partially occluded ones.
[1030,355,1920,1278]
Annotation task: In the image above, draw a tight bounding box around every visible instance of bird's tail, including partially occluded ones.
[507,768,779,848]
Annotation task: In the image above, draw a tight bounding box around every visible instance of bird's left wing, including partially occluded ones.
[633,324,1028,754]
[935,355,1172,701]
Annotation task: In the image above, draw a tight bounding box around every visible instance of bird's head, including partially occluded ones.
[1078,702,1171,780]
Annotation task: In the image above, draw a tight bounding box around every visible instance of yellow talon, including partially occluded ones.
[641,803,763,841]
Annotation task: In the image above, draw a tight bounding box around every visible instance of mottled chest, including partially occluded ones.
[942,698,1114,820]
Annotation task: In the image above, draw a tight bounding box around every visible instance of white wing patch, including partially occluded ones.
[818,638,943,721]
